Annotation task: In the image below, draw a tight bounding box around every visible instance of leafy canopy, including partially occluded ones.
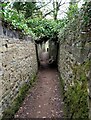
[1,2,66,40]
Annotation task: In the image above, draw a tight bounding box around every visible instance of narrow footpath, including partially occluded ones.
[15,52,65,118]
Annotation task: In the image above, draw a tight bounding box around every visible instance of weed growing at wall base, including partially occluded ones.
[1,74,37,119]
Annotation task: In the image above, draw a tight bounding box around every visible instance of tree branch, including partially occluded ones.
[58,0,62,6]
[43,10,53,18]
[58,2,65,8]
[36,0,52,10]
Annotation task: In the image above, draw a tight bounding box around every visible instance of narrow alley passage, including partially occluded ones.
[15,52,65,118]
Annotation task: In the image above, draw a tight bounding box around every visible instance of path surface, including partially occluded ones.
[15,52,64,118]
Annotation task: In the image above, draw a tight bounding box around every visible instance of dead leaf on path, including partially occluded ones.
[39,105,41,108]
[26,112,29,115]
[42,116,46,118]
[37,111,41,114]
[60,110,63,113]
[44,103,48,106]
[51,110,54,113]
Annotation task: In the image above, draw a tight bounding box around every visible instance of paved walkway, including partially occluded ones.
[15,52,64,118]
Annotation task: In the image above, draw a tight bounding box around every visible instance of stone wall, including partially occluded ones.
[58,13,91,118]
[0,35,37,118]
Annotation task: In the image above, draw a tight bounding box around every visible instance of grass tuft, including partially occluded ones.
[2,74,36,119]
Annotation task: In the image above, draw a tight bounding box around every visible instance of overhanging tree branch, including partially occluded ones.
[43,10,54,18]
[42,1,67,19]
[36,0,52,10]
[39,0,81,20]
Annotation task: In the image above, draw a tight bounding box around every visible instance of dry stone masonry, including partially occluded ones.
[0,35,37,118]
[58,11,91,118]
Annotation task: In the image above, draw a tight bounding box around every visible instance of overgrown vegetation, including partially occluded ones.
[58,1,91,118]
[64,63,89,118]
[0,0,90,119]
[81,1,91,30]
[0,2,66,41]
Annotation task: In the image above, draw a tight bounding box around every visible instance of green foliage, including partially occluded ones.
[64,64,89,118]
[1,2,66,40]
[59,1,80,42]
[81,1,91,29]
[67,3,79,21]
[58,2,90,118]
[1,3,66,40]
[27,18,65,39]
[1,5,35,38]
[13,2,37,19]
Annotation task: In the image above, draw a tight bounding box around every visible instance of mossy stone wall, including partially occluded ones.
[0,35,37,118]
[58,10,91,118]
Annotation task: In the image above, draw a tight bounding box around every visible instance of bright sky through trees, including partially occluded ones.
[36,0,84,19]
[2,0,84,19]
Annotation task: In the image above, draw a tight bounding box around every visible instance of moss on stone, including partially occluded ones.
[62,63,89,118]
[2,74,36,119]
[58,74,67,117]
[83,60,91,72]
